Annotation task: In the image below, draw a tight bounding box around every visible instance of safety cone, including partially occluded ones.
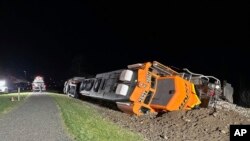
[11,97,15,102]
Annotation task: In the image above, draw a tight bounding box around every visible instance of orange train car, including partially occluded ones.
[65,61,224,116]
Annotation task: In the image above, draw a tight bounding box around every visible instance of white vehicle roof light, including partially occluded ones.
[0,80,6,86]
[115,84,129,96]
[120,70,133,82]
[33,76,44,83]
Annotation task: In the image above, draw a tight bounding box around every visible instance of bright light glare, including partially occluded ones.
[0,80,6,86]
[215,85,220,89]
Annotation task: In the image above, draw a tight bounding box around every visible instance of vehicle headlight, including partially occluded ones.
[0,80,6,87]
[115,84,129,96]
[119,70,133,81]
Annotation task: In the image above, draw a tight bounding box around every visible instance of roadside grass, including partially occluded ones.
[0,93,29,115]
[50,93,144,141]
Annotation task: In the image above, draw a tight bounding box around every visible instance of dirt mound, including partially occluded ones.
[81,100,250,141]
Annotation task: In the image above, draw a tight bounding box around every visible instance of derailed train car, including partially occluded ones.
[64,61,231,116]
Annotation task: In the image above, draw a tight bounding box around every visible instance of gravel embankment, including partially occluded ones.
[216,100,250,117]
[80,99,250,141]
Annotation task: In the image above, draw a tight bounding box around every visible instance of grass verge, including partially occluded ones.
[0,93,29,115]
[50,93,144,141]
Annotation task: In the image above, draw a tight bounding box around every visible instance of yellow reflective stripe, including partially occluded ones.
[189,84,201,108]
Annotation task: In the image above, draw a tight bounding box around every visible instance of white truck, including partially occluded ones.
[32,76,46,92]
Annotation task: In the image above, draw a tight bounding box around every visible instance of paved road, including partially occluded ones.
[0,94,72,141]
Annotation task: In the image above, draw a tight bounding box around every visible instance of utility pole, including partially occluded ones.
[18,87,20,101]
[24,71,27,79]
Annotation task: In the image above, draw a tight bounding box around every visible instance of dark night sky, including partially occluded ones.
[0,1,249,89]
